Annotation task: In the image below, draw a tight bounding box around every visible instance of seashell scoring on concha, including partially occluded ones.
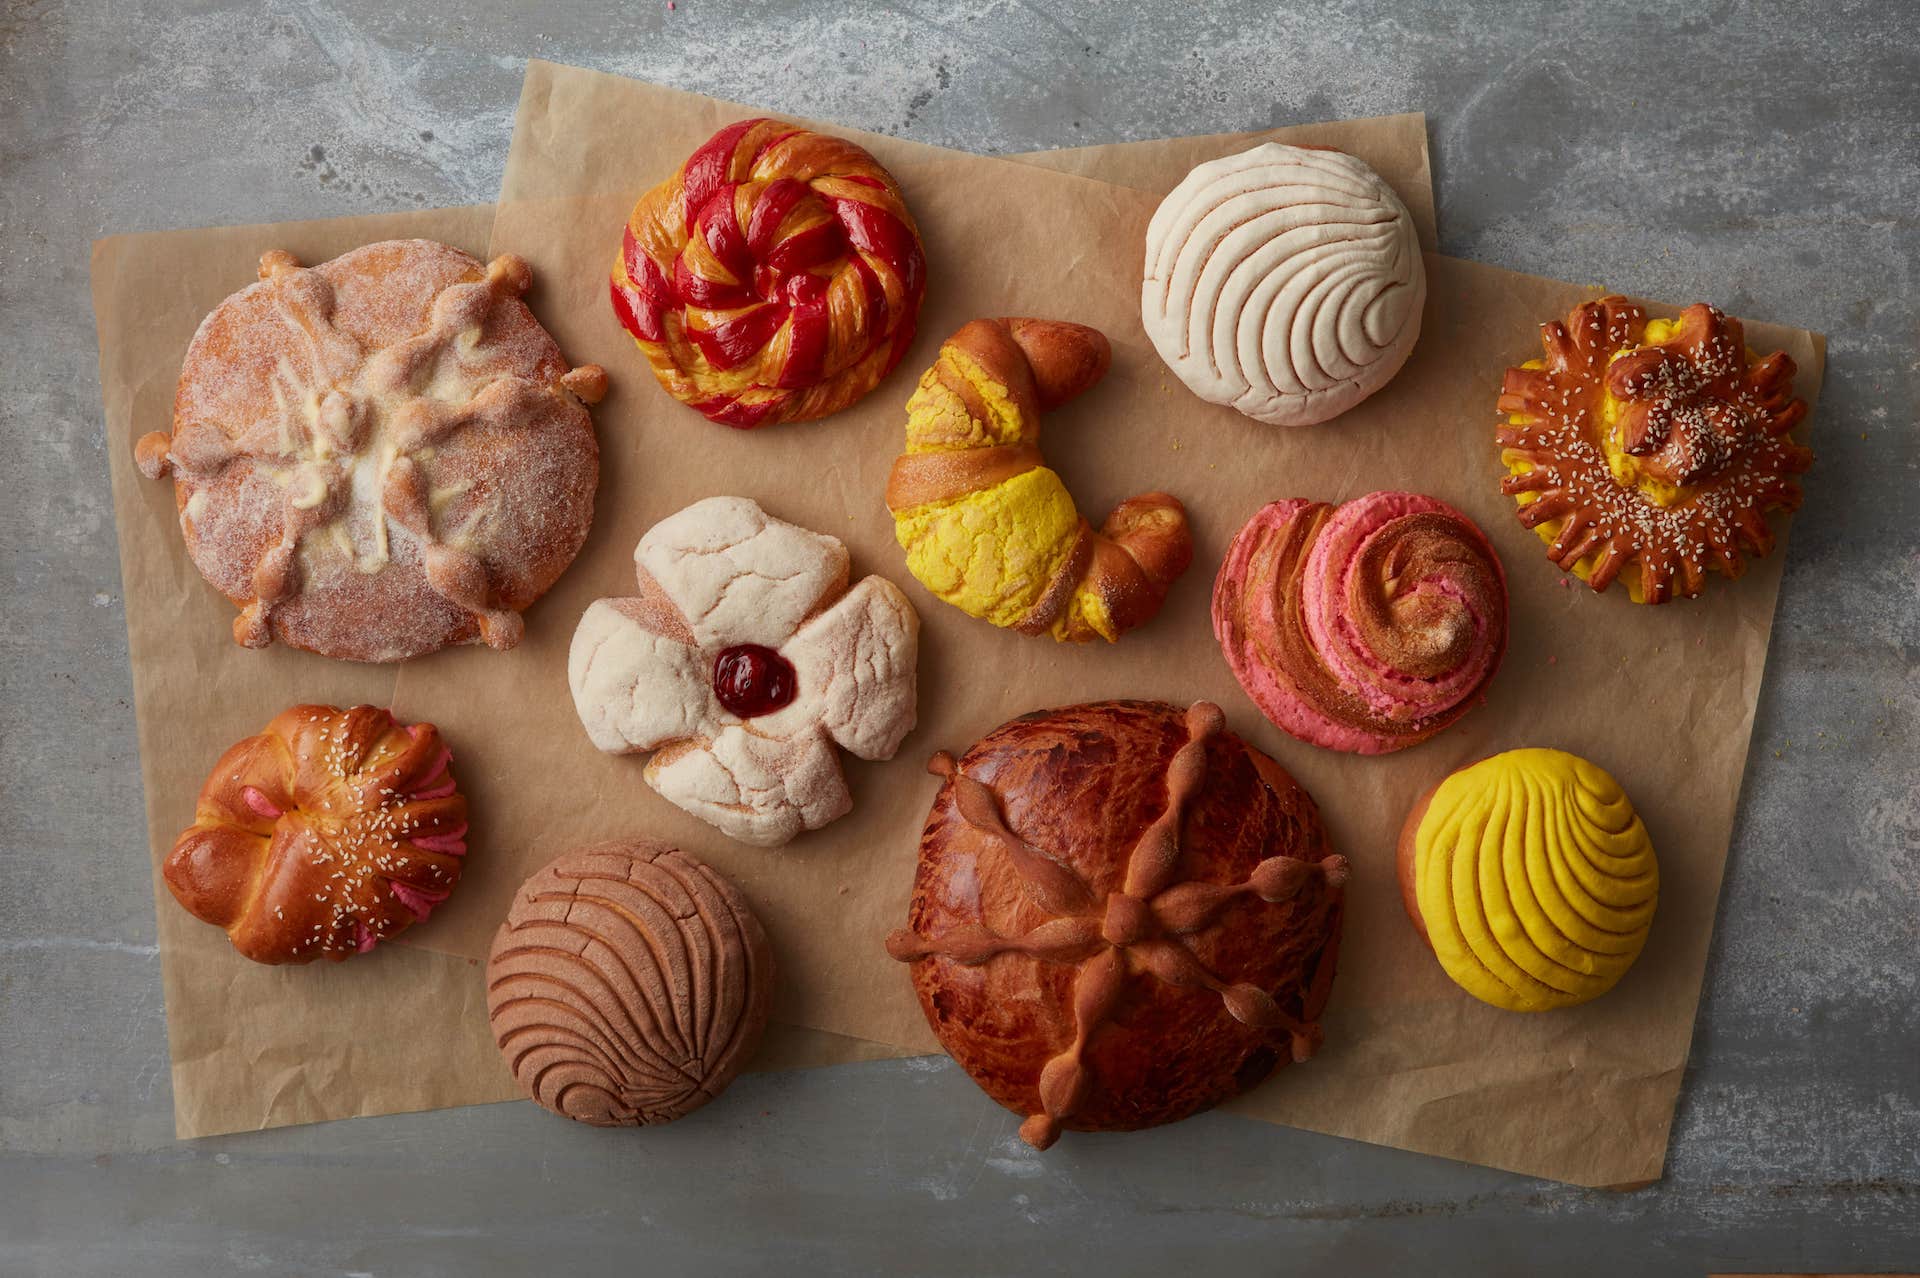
[486,839,774,1126]
[1143,142,1426,427]
[1402,748,1658,1012]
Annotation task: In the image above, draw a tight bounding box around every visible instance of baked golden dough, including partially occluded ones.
[1498,296,1811,603]
[161,705,467,964]
[137,240,606,661]
[886,318,1192,642]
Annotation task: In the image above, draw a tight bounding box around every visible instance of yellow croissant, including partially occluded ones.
[1398,748,1658,1012]
[885,318,1191,643]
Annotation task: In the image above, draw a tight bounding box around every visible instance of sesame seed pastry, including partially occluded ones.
[135,239,606,662]
[886,318,1193,643]
[1142,143,1425,426]
[568,497,918,848]
[1497,296,1812,603]
[487,840,773,1127]
[160,705,468,965]
[610,118,927,428]
[1397,749,1658,1013]
[887,701,1348,1150]
[1212,492,1508,755]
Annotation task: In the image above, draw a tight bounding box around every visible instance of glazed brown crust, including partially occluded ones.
[138,239,604,661]
[888,700,1346,1146]
[1497,296,1812,604]
[485,839,774,1127]
[161,704,468,964]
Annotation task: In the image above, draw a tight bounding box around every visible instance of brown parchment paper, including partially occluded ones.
[94,207,905,1140]
[379,61,1819,1187]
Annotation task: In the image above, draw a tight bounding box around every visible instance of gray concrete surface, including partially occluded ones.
[3,1,1916,1273]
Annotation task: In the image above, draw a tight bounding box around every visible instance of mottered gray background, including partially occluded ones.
[3,1,1916,1273]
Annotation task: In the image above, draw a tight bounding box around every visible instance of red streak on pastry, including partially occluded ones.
[611,118,926,428]
[1212,492,1508,755]
[160,705,468,964]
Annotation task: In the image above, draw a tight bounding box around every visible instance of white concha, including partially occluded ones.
[1142,143,1426,427]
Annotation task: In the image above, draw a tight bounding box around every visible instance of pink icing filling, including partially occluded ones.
[240,785,283,819]
[409,823,469,856]
[1300,492,1502,721]
[389,879,450,921]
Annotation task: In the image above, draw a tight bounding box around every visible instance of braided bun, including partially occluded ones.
[161,705,467,964]
[886,318,1192,643]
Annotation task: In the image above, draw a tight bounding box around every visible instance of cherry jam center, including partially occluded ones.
[712,644,797,718]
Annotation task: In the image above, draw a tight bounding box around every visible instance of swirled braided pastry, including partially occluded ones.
[1397,749,1658,1012]
[886,319,1192,643]
[1213,492,1507,754]
[611,118,927,428]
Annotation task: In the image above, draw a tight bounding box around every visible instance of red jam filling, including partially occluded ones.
[712,644,797,718]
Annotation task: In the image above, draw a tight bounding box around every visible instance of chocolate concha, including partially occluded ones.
[887,700,1348,1149]
[487,840,773,1126]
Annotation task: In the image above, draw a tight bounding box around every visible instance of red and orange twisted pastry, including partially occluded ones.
[611,118,927,428]
[161,705,468,964]
[1498,297,1812,603]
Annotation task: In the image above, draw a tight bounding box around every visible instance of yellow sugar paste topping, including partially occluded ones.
[893,345,1111,640]
[1413,748,1658,1012]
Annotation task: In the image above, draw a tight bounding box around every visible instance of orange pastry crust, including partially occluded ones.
[1497,297,1811,603]
[887,701,1347,1150]
[611,118,927,428]
[161,705,468,965]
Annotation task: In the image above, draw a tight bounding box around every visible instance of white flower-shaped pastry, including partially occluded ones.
[569,496,920,846]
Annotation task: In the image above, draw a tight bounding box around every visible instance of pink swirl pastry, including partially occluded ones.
[1212,492,1508,754]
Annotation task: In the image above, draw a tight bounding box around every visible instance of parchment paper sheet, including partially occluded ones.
[95,63,1822,1188]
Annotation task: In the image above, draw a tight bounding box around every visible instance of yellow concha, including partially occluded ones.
[893,467,1080,631]
[1412,747,1657,1012]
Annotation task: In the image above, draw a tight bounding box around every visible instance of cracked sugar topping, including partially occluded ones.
[568,496,918,848]
[1495,295,1812,604]
[137,239,606,661]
